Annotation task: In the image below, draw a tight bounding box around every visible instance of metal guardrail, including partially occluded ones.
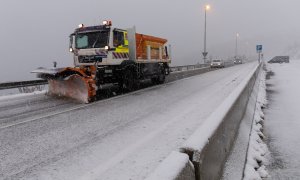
[170,64,209,72]
[0,63,212,90]
[0,80,48,90]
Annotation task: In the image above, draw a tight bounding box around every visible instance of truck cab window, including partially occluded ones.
[75,31,109,49]
[76,35,88,49]
[113,31,124,47]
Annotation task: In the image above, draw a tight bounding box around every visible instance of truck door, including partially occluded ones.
[113,30,129,53]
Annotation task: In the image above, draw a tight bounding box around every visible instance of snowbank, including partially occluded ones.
[243,67,269,179]
[221,63,261,180]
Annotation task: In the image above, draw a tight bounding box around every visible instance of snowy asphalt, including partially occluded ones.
[265,60,300,179]
[0,62,257,180]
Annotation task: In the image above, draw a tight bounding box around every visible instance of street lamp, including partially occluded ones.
[235,33,239,60]
[203,4,210,63]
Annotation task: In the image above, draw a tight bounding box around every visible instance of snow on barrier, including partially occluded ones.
[147,63,261,180]
[145,151,195,180]
[180,64,261,180]
[222,64,265,179]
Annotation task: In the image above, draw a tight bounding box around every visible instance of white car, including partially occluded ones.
[210,60,225,68]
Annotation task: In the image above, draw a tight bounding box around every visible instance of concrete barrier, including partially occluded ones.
[222,68,262,179]
[180,64,261,180]
[145,151,195,180]
[147,63,261,180]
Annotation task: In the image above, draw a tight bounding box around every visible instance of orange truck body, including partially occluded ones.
[135,34,168,60]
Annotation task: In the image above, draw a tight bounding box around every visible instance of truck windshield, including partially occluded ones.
[75,31,109,49]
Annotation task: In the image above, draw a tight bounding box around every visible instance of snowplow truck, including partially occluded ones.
[32,21,171,103]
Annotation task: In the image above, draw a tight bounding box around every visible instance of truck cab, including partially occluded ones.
[68,20,171,88]
[69,21,170,67]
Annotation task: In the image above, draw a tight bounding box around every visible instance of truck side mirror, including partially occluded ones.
[69,34,75,52]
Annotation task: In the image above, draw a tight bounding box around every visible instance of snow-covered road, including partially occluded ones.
[0,62,257,179]
[265,60,300,179]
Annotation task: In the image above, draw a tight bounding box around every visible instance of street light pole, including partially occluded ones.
[235,33,239,60]
[203,5,210,63]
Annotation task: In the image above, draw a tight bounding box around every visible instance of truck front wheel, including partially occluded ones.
[120,69,138,92]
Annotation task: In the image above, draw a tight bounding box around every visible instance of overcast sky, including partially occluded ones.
[1,0,300,82]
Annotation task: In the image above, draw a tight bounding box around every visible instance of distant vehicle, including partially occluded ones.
[268,56,289,63]
[210,59,225,68]
[234,58,242,64]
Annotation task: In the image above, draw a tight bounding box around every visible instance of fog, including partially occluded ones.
[1,0,299,82]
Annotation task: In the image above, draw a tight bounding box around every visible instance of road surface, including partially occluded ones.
[0,62,257,180]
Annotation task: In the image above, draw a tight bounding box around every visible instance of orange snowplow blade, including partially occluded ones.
[48,74,93,103]
[32,67,97,103]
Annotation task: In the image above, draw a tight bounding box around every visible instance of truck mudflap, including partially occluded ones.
[32,67,96,103]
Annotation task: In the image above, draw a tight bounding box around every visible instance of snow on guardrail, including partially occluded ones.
[0,80,47,90]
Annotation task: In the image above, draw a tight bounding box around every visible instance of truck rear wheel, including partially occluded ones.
[157,68,166,84]
[151,67,165,84]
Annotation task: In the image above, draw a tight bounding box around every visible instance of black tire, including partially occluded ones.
[120,68,139,92]
[122,69,134,91]
[151,66,166,84]
[151,77,157,84]
[157,67,166,84]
